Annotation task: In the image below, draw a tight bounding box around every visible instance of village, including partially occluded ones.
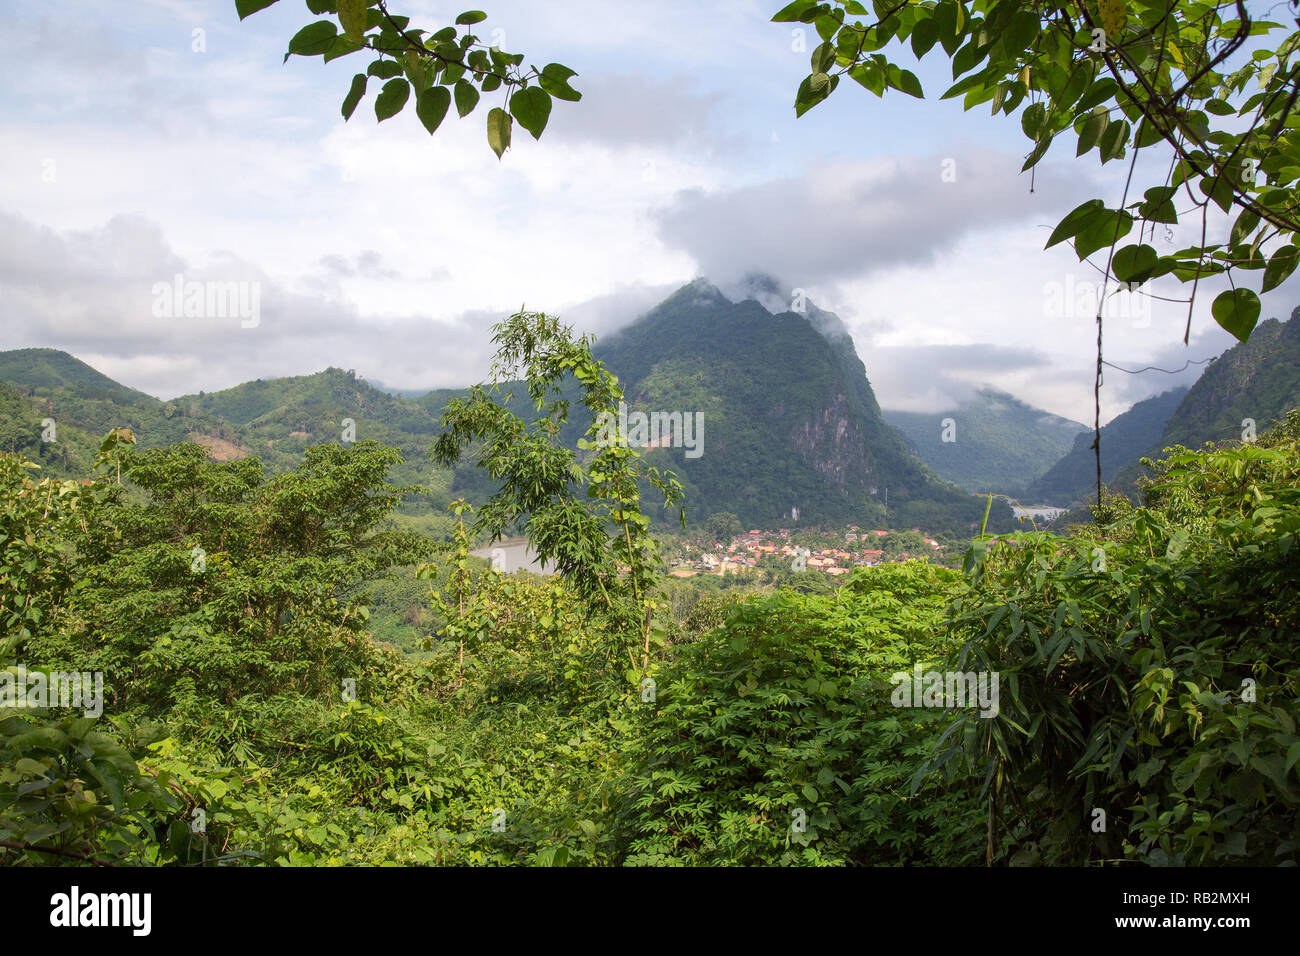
[667,525,947,578]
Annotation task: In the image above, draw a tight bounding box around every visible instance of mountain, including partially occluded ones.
[1145,313,1300,453]
[583,277,1004,532]
[1029,309,1300,507]
[1025,386,1188,506]
[0,348,156,404]
[1112,312,1300,495]
[883,389,1088,495]
[166,367,453,499]
[0,349,208,475]
[0,280,1012,534]
[0,381,98,475]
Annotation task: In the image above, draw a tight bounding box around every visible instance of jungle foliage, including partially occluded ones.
[2,324,1296,866]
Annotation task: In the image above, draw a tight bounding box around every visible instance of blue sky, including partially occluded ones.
[1,0,1283,422]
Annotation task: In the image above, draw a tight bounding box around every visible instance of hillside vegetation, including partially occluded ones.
[3,313,1296,867]
[1026,387,1188,506]
[885,388,1087,496]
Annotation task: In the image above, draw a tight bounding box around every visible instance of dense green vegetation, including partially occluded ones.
[7,0,1300,868]
[3,314,1296,867]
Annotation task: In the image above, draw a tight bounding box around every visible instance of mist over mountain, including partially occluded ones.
[883,389,1088,496]
[584,277,1001,530]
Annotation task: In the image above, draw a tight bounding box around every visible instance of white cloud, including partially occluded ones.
[0,0,1289,430]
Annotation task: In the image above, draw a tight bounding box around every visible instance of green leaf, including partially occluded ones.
[1211,288,1260,342]
[323,35,363,63]
[373,77,410,122]
[811,41,836,73]
[1262,244,1299,292]
[1112,243,1158,283]
[14,757,47,775]
[509,86,552,139]
[1098,118,1130,163]
[1137,185,1177,224]
[342,73,367,120]
[487,106,512,158]
[86,759,127,809]
[236,0,280,19]
[1003,10,1040,54]
[911,18,938,58]
[1074,209,1133,260]
[896,69,924,98]
[1229,208,1260,247]
[368,58,403,78]
[337,0,368,43]
[1046,200,1105,249]
[795,72,832,117]
[1075,108,1108,156]
[850,62,884,96]
[772,0,820,21]
[453,79,479,118]
[539,63,581,102]
[455,10,488,25]
[416,86,452,134]
[1021,102,1046,138]
[287,20,338,57]
[1199,174,1234,214]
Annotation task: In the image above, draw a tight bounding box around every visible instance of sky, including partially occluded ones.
[0,0,1290,423]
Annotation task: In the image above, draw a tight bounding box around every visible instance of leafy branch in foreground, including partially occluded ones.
[776,0,1300,340]
[236,0,581,157]
[776,0,1300,500]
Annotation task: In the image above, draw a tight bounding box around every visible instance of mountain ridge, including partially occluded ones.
[0,278,1014,532]
[884,388,1088,496]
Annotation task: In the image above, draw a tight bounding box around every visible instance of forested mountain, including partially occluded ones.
[1024,311,1300,507]
[883,389,1087,495]
[585,278,1000,530]
[1110,313,1300,493]
[0,382,98,473]
[1025,387,1189,506]
[0,348,212,456]
[0,282,1010,533]
[0,352,450,497]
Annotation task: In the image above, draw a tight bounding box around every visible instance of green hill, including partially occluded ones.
[0,348,155,404]
[0,348,208,456]
[1112,312,1300,494]
[0,382,98,476]
[884,389,1087,495]
[0,282,1013,535]
[1025,386,1188,506]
